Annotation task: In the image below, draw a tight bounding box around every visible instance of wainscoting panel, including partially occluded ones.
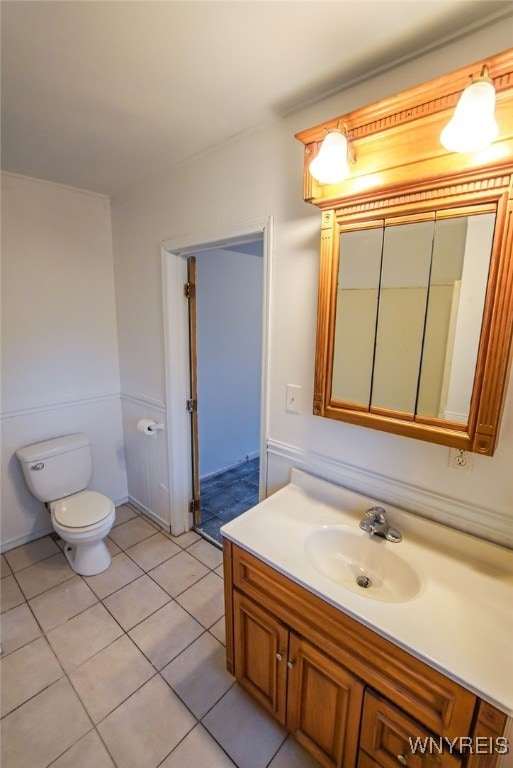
[1,394,127,552]
[121,394,170,530]
[266,439,513,548]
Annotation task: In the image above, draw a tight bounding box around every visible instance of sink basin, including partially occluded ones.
[304,526,422,603]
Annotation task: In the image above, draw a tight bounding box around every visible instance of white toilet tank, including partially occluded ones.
[16,433,93,503]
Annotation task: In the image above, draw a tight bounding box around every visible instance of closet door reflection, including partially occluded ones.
[371,220,434,414]
[417,212,495,421]
[331,227,383,405]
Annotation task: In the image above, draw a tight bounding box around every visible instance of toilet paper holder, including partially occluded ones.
[137,419,165,437]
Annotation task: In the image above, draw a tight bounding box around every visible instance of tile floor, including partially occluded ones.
[197,458,260,545]
[0,503,320,768]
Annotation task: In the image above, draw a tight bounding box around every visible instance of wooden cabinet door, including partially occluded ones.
[233,591,289,725]
[361,691,462,768]
[286,632,364,768]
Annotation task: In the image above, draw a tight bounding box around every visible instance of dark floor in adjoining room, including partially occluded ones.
[196,458,260,545]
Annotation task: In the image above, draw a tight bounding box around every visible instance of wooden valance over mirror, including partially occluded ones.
[296,49,513,455]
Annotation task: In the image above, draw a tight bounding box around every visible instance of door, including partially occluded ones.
[233,592,288,725]
[286,632,364,768]
[190,242,264,541]
[163,218,272,537]
[186,255,201,526]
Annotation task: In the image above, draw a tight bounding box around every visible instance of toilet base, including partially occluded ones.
[64,540,111,576]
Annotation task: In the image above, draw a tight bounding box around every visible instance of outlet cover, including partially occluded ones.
[448,448,473,473]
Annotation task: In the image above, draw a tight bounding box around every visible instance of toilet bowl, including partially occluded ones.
[51,490,115,576]
[16,434,116,576]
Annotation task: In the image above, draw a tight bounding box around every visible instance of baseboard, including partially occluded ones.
[267,439,512,548]
[127,496,170,533]
[200,452,260,482]
[1,496,130,553]
[0,525,55,554]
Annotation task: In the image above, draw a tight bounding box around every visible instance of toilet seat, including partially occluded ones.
[52,490,114,529]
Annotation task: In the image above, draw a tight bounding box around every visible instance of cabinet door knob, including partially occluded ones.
[276,652,284,661]
[287,659,296,669]
[397,754,408,765]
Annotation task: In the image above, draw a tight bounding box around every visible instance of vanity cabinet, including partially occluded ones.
[224,540,508,768]
[234,590,363,766]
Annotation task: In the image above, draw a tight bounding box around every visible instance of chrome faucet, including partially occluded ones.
[359,506,402,543]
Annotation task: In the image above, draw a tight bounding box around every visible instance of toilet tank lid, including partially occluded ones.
[16,433,90,464]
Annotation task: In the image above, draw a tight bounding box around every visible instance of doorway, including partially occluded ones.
[190,241,263,543]
[161,217,273,542]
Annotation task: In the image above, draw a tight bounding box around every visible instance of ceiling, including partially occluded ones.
[2,1,512,197]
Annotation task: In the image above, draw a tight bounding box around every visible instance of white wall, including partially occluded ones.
[196,247,262,478]
[111,20,513,546]
[1,173,127,550]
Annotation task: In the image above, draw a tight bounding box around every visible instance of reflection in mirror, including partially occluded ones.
[330,209,496,424]
[417,212,495,421]
[371,220,434,414]
[332,228,383,404]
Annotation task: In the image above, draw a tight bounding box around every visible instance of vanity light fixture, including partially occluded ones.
[440,65,499,153]
[309,123,354,184]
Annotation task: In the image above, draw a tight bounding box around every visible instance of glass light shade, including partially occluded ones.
[309,130,350,184]
[440,78,499,153]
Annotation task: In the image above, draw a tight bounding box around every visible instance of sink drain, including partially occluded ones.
[356,575,371,589]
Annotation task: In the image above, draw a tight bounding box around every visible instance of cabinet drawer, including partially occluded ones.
[361,691,462,768]
[231,544,476,740]
[474,702,507,735]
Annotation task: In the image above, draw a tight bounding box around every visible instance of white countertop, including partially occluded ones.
[221,468,513,716]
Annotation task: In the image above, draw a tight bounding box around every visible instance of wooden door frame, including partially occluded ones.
[161,216,273,535]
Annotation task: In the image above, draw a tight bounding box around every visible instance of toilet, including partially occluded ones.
[16,434,115,576]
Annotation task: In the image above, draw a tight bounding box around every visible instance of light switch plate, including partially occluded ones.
[286,384,301,414]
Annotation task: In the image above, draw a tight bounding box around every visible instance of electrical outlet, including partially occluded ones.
[286,384,301,414]
[448,448,473,473]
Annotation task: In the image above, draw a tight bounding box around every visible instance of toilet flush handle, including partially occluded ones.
[31,463,45,470]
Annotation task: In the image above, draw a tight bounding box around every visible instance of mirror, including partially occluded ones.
[332,208,496,424]
[296,50,513,455]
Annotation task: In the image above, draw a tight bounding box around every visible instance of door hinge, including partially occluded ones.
[189,499,200,514]
[184,282,195,299]
[186,398,197,413]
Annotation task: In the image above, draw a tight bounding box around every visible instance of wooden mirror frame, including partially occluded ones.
[296,49,513,456]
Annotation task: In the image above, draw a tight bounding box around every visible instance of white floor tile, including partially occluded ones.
[0,636,63,716]
[98,675,196,768]
[128,601,204,670]
[0,603,42,656]
[203,684,287,768]
[28,576,97,632]
[161,632,234,718]
[176,571,224,628]
[46,602,123,673]
[149,550,209,597]
[0,678,91,768]
[102,574,170,631]
[4,537,60,573]
[49,730,115,768]
[159,724,236,767]
[69,634,155,723]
